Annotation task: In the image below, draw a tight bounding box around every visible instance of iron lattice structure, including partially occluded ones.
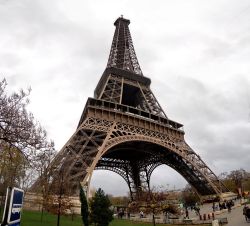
[32,16,229,200]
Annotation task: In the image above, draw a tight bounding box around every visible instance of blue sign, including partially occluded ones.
[8,188,24,225]
[1,187,24,226]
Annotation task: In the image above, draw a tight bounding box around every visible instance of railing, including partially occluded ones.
[84,98,184,131]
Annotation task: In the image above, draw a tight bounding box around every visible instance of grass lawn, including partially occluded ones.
[21,210,211,226]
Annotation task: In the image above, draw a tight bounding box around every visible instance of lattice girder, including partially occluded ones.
[96,72,167,118]
[93,118,228,196]
[32,99,227,198]
[99,146,220,196]
[96,157,152,200]
[53,96,227,196]
[95,137,225,197]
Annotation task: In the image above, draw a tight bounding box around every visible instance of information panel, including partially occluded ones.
[1,187,24,226]
[7,187,24,225]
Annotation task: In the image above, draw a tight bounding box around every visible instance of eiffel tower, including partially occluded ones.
[33,16,230,200]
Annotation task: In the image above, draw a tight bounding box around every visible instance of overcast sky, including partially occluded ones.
[1,0,250,196]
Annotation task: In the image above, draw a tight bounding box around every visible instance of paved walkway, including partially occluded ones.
[188,200,249,226]
[220,205,248,226]
[127,199,249,225]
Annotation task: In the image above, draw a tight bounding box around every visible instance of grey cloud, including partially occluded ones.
[154,73,250,175]
[1,0,250,196]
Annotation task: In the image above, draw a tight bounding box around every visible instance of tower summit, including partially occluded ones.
[106,16,143,75]
[94,16,167,118]
[32,17,231,201]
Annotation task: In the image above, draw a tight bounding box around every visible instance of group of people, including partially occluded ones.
[243,204,250,222]
[212,200,234,212]
[192,206,201,216]
[118,208,130,219]
[117,208,125,219]
[117,208,144,219]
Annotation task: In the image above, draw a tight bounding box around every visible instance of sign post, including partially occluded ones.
[1,187,24,226]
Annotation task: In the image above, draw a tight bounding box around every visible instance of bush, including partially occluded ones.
[90,188,113,226]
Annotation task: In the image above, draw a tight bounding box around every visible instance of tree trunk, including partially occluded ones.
[152,209,156,226]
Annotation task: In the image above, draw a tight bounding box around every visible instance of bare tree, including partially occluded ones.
[219,169,249,195]
[128,187,179,226]
[181,185,200,208]
[0,143,28,215]
[0,79,57,187]
[228,169,247,189]
[0,79,56,216]
[0,145,26,188]
[32,143,56,222]
[0,79,48,159]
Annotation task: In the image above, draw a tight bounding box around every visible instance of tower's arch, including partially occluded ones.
[86,135,228,200]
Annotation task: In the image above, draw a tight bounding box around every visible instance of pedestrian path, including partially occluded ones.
[120,199,248,225]
[187,199,248,225]
[220,205,248,226]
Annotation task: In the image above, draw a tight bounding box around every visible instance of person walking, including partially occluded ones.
[243,204,249,221]
[212,202,216,212]
[185,209,189,219]
[139,210,144,218]
[226,201,231,213]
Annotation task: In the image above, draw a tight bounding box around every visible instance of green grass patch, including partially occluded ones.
[21,210,83,226]
[21,210,211,226]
